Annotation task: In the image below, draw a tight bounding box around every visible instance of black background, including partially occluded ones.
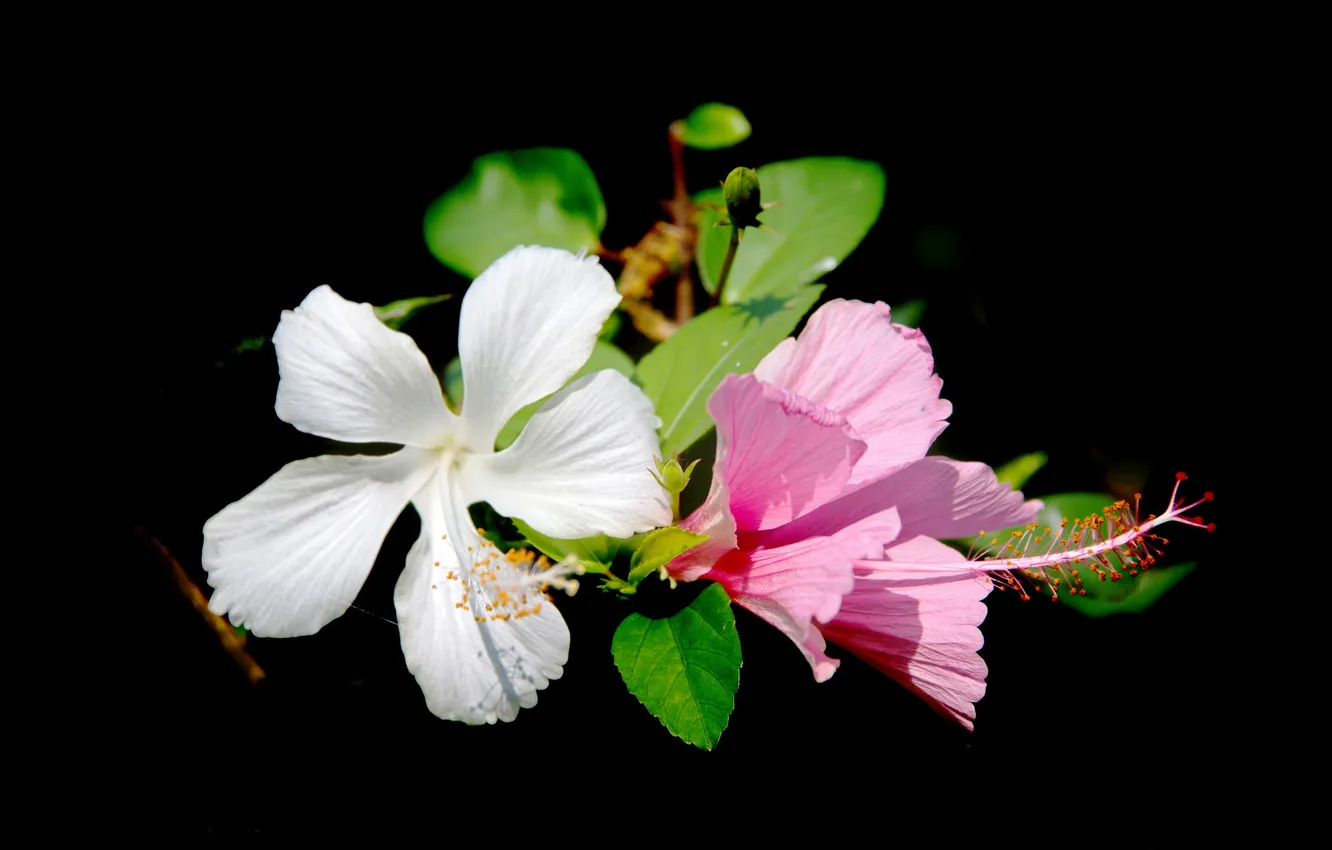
[108,75,1235,839]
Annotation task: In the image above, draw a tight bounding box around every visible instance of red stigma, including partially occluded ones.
[1204,491,1215,501]
[1207,522,1217,532]
[1176,471,1188,481]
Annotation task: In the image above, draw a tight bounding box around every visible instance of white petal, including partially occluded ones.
[274,285,455,448]
[395,473,569,724]
[203,448,435,637]
[460,370,671,538]
[456,246,620,453]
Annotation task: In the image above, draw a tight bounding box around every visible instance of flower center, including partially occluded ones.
[428,444,582,622]
[445,533,583,624]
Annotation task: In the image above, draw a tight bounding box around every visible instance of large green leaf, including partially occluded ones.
[695,158,885,303]
[678,103,751,150]
[424,148,606,279]
[442,340,635,450]
[637,285,824,457]
[612,582,742,750]
[974,492,1195,616]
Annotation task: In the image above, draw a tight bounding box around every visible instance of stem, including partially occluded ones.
[136,527,265,685]
[607,121,699,341]
[670,489,681,521]
[668,122,689,215]
[713,225,741,306]
[666,121,698,323]
[674,264,695,323]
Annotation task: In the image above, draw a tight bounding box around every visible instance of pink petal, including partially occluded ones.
[705,373,866,533]
[883,457,1042,541]
[819,536,992,730]
[709,507,902,675]
[755,299,952,486]
[747,456,1037,549]
[669,479,739,582]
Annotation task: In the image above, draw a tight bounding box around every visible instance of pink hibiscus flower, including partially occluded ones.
[666,300,1211,729]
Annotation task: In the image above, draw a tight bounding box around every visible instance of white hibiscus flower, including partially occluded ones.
[202,246,670,723]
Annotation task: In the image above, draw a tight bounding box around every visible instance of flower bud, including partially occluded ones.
[723,167,764,229]
[652,455,701,494]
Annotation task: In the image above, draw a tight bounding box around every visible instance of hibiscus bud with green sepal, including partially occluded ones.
[651,454,702,520]
[651,455,701,494]
[723,167,764,229]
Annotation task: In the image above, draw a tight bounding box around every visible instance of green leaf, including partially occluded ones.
[1061,562,1197,617]
[442,340,635,450]
[627,528,708,585]
[891,297,926,329]
[679,103,752,150]
[994,451,1048,492]
[695,158,885,303]
[510,518,618,576]
[373,294,452,329]
[214,335,268,367]
[598,310,622,342]
[974,492,1194,617]
[424,148,606,279]
[637,285,824,457]
[443,358,463,410]
[612,582,741,750]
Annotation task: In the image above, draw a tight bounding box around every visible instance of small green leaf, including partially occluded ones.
[973,492,1195,616]
[214,335,267,367]
[373,294,452,329]
[637,285,823,457]
[510,518,618,576]
[679,103,752,150]
[612,582,741,750]
[994,451,1048,492]
[891,297,926,329]
[424,148,606,279]
[442,340,635,450]
[695,158,885,303]
[627,527,708,585]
